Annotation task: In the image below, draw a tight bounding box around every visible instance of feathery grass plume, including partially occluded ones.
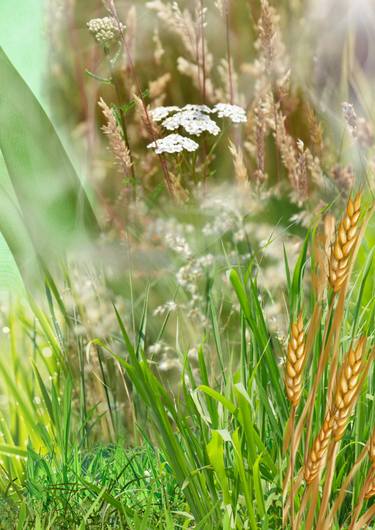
[304,411,335,484]
[98,98,133,174]
[255,0,289,93]
[228,141,249,188]
[342,102,374,149]
[332,337,366,441]
[328,192,362,293]
[285,313,306,407]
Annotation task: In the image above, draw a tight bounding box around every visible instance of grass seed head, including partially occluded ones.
[332,337,366,442]
[329,192,361,293]
[285,313,306,407]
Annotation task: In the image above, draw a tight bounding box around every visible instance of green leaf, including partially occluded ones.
[0,48,98,274]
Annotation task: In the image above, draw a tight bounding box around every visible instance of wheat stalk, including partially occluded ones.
[304,411,335,484]
[332,337,366,441]
[284,313,306,528]
[329,192,361,293]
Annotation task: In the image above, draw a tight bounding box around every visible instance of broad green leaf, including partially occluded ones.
[0,48,98,273]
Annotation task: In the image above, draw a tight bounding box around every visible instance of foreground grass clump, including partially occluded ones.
[113,194,375,529]
[1,445,184,529]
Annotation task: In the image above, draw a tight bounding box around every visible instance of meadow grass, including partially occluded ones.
[0,1,375,529]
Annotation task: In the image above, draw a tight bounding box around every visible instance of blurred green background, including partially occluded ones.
[0,0,46,104]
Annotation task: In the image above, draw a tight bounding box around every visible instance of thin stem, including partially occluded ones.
[107,0,174,196]
[200,0,206,103]
[317,441,339,527]
[290,406,296,530]
[225,0,234,104]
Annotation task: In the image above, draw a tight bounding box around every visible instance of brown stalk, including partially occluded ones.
[224,0,234,104]
[351,504,375,530]
[323,442,369,529]
[347,428,375,529]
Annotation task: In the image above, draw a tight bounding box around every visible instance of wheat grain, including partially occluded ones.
[304,411,335,484]
[332,337,365,441]
[285,313,306,407]
[329,193,361,293]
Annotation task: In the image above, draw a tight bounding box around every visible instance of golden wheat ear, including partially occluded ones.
[332,337,366,441]
[304,411,335,484]
[329,192,362,293]
[285,313,306,407]
[365,431,375,499]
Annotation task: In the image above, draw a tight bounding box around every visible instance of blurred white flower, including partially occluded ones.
[213,103,247,123]
[87,17,125,45]
[149,106,180,122]
[154,300,178,316]
[147,134,199,154]
[165,233,192,258]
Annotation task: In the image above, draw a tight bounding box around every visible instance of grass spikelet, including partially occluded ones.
[228,141,249,188]
[332,337,366,441]
[329,192,362,293]
[304,411,335,484]
[285,313,306,407]
[98,97,133,174]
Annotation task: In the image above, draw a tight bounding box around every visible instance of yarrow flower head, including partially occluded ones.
[149,106,180,122]
[162,109,220,136]
[147,134,199,154]
[87,16,125,45]
[213,103,247,123]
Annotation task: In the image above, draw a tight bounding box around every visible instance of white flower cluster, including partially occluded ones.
[153,300,178,316]
[213,103,247,123]
[165,233,192,258]
[87,17,125,45]
[163,109,220,136]
[147,134,199,154]
[149,106,180,122]
[147,103,247,154]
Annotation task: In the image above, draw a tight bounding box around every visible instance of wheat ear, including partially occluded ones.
[332,337,366,441]
[365,431,375,499]
[329,192,361,293]
[285,313,306,407]
[304,411,335,484]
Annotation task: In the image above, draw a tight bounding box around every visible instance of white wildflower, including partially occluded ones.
[165,233,192,258]
[162,109,220,136]
[87,17,125,45]
[213,103,247,123]
[153,300,178,316]
[149,106,180,122]
[147,134,199,154]
[148,342,164,355]
[181,104,213,113]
